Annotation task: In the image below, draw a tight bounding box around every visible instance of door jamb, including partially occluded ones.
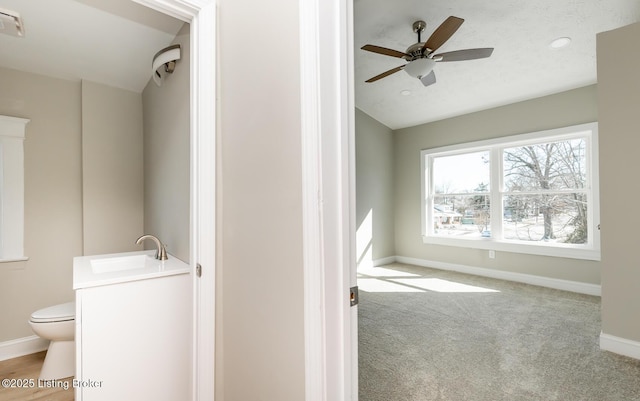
[131,1,217,400]
[300,0,357,399]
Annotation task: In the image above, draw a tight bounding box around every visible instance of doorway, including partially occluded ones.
[132,1,216,400]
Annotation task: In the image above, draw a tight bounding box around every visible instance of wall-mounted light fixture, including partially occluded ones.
[152,44,181,86]
[0,7,25,37]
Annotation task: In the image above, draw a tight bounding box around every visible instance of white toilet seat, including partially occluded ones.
[29,302,76,380]
[30,302,75,323]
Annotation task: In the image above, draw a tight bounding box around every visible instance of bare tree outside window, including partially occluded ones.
[503,138,587,243]
[422,123,598,260]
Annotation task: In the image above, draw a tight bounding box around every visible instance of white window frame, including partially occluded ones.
[421,122,600,261]
[0,115,29,262]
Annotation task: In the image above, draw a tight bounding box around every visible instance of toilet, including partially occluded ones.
[28,302,75,380]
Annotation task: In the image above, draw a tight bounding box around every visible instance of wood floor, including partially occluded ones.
[0,352,74,401]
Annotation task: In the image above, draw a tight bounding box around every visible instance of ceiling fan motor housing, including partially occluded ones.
[405,42,431,60]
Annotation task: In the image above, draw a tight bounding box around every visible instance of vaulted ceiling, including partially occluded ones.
[354,0,640,129]
[1,0,639,129]
[0,0,183,93]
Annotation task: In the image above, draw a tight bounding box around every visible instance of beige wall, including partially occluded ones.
[0,68,82,341]
[142,24,190,263]
[356,108,395,266]
[0,57,187,342]
[216,0,306,399]
[393,85,600,284]
[82,81,144,255]
[597,22,640,342]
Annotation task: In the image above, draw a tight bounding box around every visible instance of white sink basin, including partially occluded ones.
[90,254,151,274]
[74,251,189,289]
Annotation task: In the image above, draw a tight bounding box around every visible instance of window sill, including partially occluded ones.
[0,256,29,263]
[422,236,600,261]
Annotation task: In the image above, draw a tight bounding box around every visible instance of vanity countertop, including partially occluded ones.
[73,250,190,289]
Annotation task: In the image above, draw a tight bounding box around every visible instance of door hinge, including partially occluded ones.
[196,263,202,278]
[350,286,359,307]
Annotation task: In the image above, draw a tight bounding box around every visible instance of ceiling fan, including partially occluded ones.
[361,16,494,87]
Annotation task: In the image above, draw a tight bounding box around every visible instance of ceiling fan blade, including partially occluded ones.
[422,16,464,54]
[361,44,409,59]
[365,65,405,83]
[434,48,494,62]
[420,70,436,87]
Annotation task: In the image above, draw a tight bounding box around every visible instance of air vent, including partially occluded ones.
[0,7,24,37]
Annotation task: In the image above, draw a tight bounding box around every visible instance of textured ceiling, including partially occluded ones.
[1,0,638,123]
[0,0,183,93]
[354,0,640,129]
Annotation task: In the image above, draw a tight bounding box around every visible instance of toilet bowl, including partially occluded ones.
[29,302,75,380]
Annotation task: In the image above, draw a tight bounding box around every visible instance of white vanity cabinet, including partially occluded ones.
[73,251,191,401]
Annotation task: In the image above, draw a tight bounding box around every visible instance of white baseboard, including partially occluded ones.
[357,256,397,269]
[372,256,396,267]
[392,255,601,296]
[600,332,640,360]
[0,335,49,361]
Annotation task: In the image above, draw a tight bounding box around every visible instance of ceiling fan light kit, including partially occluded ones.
[404,57,436,78]
[361,16,494,87]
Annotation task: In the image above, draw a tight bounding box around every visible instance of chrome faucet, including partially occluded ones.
[135,234,168,260]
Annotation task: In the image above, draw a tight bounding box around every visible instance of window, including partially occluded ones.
[421,122,599,260]
[0,115,29,262]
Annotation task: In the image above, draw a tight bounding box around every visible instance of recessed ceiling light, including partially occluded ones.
[400,90,411,96]
[550,37,571,49]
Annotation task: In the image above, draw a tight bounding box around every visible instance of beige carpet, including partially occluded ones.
[358,263,640,400]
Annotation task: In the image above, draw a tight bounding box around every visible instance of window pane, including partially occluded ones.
[503,193,588,244]
[433,151,490,194]
[503,139,586,192]
[434,195,491,238]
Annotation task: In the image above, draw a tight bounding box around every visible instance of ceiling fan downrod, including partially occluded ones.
[413,20,427,45]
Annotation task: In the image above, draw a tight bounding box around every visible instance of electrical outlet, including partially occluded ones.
[489,250,495,259]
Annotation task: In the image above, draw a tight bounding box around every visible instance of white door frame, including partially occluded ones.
[134,0,356,400]
[131,1,216,400]
[300,0,357,400]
